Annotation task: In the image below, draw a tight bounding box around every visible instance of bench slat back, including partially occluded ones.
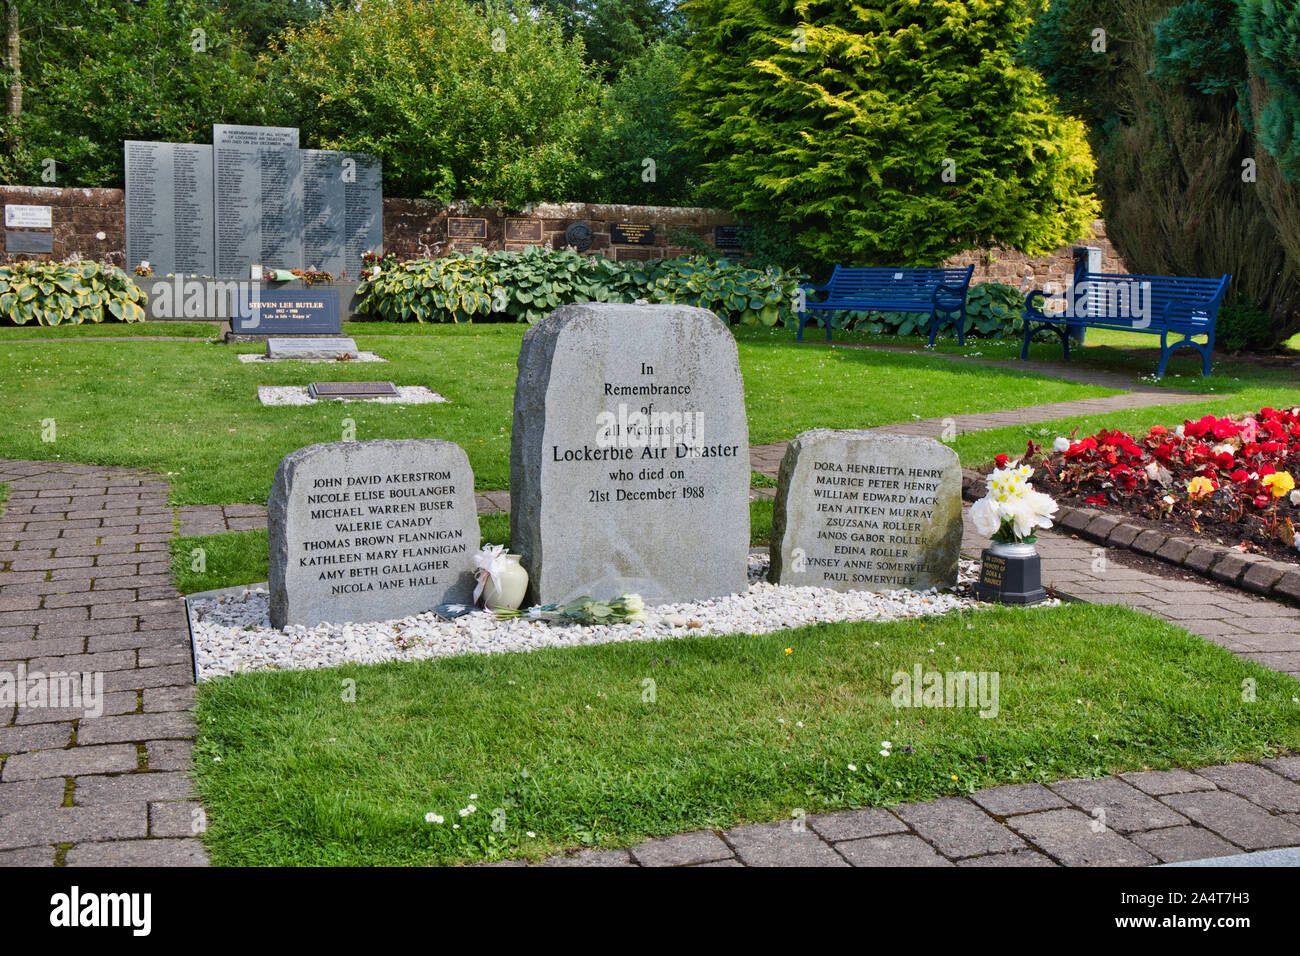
[822,266,971,302]
[1072,271,1229,331]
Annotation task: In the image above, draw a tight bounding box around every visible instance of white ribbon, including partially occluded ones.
[473,544,510,604]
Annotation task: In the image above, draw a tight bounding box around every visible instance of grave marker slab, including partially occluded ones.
[769,430,962,592]
[266,337,358,360]
[268,439,479,627]
[307,381,397,399]
[511,302,750,605]
[3,231,53,253]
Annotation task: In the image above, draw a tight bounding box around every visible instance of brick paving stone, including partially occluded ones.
[1049,778,1189,833]
[1120,769,1218,796]
[629,830,733,866]
[1263,757,1300,782]
[956,850,1058,867]
[0,846,56,866]
[145,740,193,772]
[76,711,195,746]
[2,743,138,781]
[65,838,208,867]
[894,797,1026,858]
[723,821,849,867]
[542,847,634,867]
[1129,826,1240,864]
[0,778,66,814]
[73,771,195,806]
[1194,763,1300,813]
[0,803,147,849]
[148,801,205,839]
[1005,809,1157,866]
[969,783,1069,817]
[0,722,74,753]
[832,833,952,866]
[1160,791,1300,850]
[805,808,907,842]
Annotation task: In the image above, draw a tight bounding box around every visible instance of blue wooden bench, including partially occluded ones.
[1021,267,1231,377]
[797,264,975,345]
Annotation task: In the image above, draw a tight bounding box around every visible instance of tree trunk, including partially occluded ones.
[5,1,19,122]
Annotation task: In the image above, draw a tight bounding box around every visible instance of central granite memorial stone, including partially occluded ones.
[511,302,750,605]
[213,124,303,277]
[769,430,963,592]
[268,439,479,628]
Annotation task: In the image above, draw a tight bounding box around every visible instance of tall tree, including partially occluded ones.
[678,0,1098,268]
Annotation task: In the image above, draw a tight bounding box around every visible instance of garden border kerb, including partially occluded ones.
[961,469,1300,606]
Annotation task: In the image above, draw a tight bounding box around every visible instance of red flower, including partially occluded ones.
[1085,494,1107,505]
[1149,425,1168,437]
[995,454,1009,468]
[1229,470,1250,483]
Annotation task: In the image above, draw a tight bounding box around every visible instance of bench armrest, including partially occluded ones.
[1024,288,1056,318]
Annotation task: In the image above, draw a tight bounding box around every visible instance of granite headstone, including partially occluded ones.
[125,141,215,276]
[302,149,383,278]
[769,430,962,591]
[268,439,480,628]
[510,302,750,605]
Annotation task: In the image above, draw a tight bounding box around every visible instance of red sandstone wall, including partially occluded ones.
[0,185,1129,286]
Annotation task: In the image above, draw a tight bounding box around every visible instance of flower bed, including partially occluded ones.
[1014,407,1300,565]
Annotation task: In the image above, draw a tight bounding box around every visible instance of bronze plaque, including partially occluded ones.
[447,217,488,239]
[610,223,655,245]
[448,239,481,253]
[505,218,543,242]
[505,242,546,253]
[615,247,655,262]
[308,381,398,399]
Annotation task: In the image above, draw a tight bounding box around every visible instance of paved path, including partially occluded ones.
[532,757,1300,867]
[0,460,206,866]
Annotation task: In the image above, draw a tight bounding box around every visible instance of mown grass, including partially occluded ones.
[2,323,1115,506]
[0,321,219,339]
[192,603,1300,866]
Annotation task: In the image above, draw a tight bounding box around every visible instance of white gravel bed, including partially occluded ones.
[190,556,1034,680]
[256,385,447,406]
[239,351,386,363]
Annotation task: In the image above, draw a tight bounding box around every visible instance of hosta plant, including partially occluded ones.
[0,261,146,326]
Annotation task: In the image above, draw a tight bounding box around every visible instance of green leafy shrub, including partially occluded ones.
[0,262,146,326]
[354,247,804,327]
[838,282,1025,339]
[1216,302,1274,352]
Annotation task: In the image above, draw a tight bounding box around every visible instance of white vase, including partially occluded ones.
[483,554,529,611]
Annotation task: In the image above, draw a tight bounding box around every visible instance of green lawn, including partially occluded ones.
[0,323,1117,506]
[192,602,1300,866]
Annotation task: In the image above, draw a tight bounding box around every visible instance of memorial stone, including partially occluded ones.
[268,439,480,628]
[769,430,963,592]
[511,302,750,605]
[213,124,302,277]
[302,149,383,278]
[125,141,216,276]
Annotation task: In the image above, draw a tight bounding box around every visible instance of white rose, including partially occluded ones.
[970,496,1002,537]
[1006,498,1041,539]
[1053,437,1071,453]
[1291,490,1300,506]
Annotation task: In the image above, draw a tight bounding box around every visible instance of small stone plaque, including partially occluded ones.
[307,381,397,399]
[447,217,487,239]
[614,247,654,262]
[610,223,655,245]
[230,288,341,335]
[505,218,542,242]
[4,231,53,254]
[769,430,963,592]
[5,205,52,228]
[448,239,481,253]
[268,439,480,627]
[511,302,750,605]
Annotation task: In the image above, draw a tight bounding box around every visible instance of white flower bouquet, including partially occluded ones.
[495,593,648,625]
[970,462,1059,544]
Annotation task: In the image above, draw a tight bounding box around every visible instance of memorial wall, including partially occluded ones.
[124,125,382,279]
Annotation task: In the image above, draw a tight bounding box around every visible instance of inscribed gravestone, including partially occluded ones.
[302,149,382,278]
[268,439,479,628]
[769,430,962,592]
[213,124,302,277]
[125,141,215,277]
[511,302,750,605]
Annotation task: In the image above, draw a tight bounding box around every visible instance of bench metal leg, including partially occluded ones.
[1020,321,1068,361]
[1156,337,1213,378]
[797,311,808,343]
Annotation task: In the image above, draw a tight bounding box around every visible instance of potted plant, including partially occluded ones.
[970,459,1058,604]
